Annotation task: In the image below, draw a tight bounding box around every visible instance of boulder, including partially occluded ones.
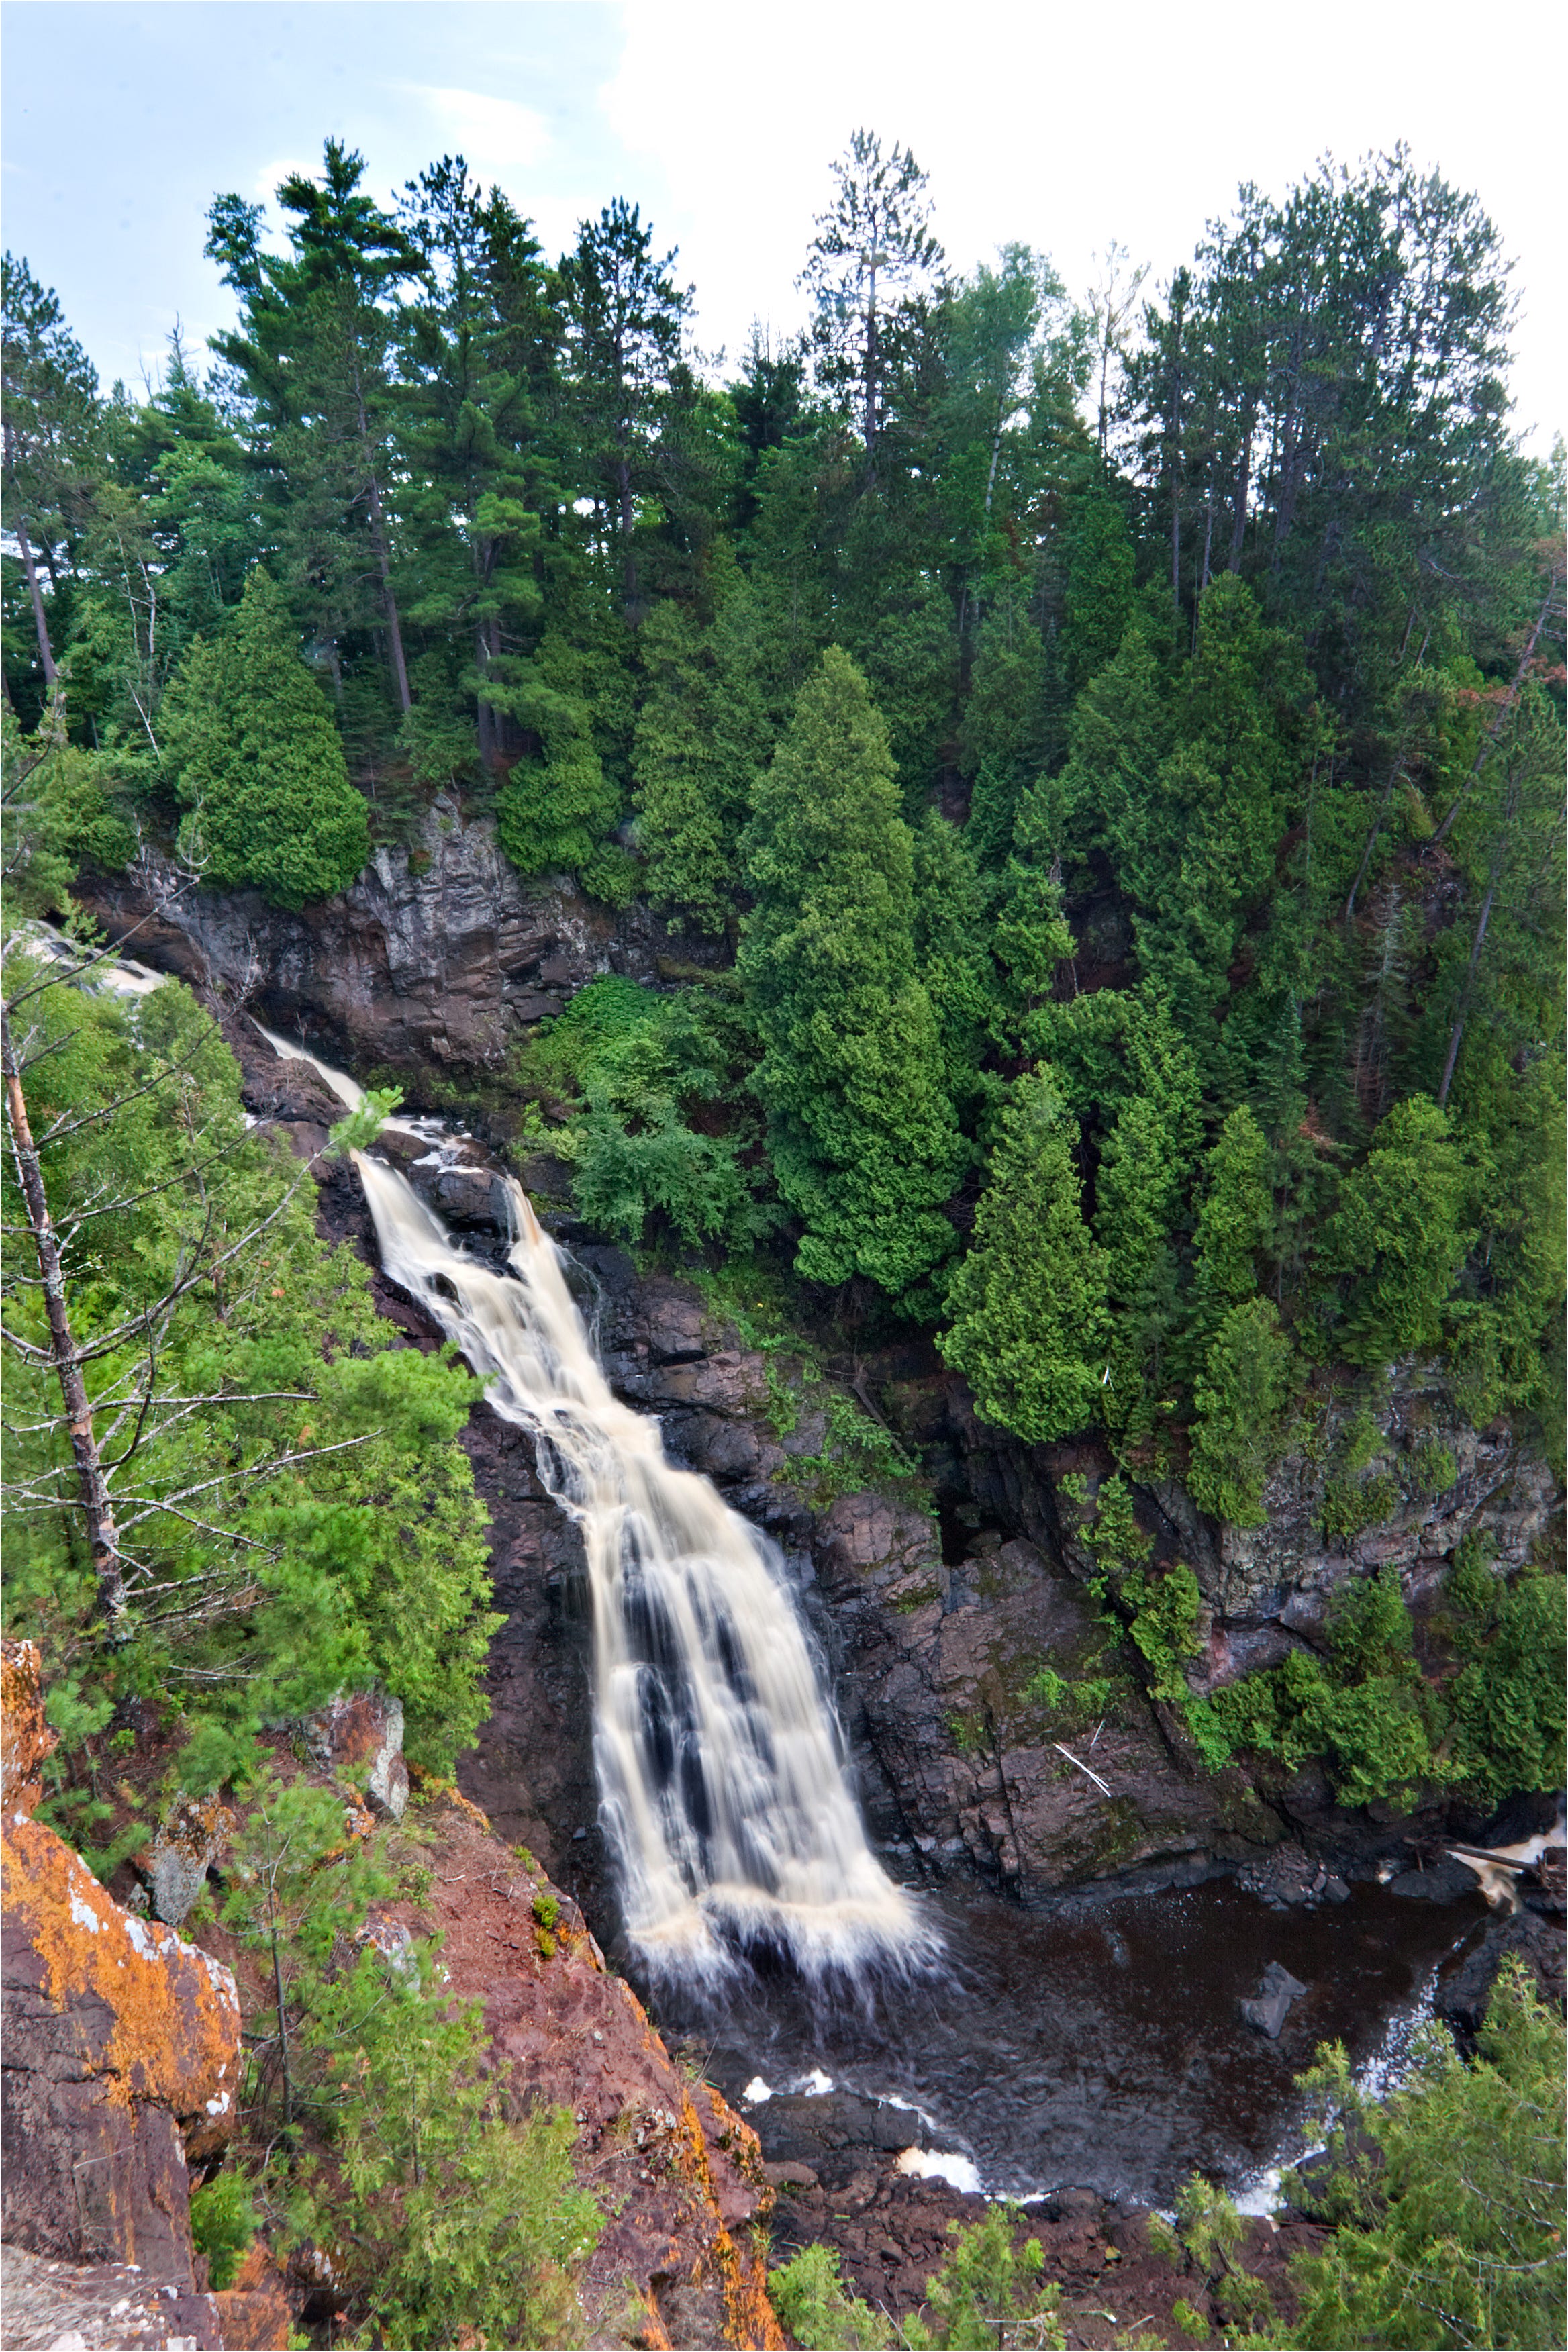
[301,1689,409,1821]
[1240,1960,1308,2039]
[1,1812,242,2280]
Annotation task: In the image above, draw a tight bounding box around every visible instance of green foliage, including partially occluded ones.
[787,1390,924,1506]
[1,958,497,1813]
[189,2168,256,2290]
[630,575,770,932]
[903,2206,1065,2350]
[1189,1567,1445,1806]
[740,647,964,1304]
[940,1067,1110,1440]
[768,2244,893,2350]
[1,697,137,912]
[1283,1960,1565,2349]
[494,627,626,895]
[1324,1097,1471,1367]
[1187,1298,1296,1525]
[162,567,369,907]
[1185,1105,1271,1344]
[220,1775,602,2349]
[1444,1556,1567,1805]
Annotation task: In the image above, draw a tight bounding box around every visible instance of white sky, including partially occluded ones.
[3,0,1563,451]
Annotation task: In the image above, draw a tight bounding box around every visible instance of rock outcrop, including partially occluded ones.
[0,1642,242,2290]
[388,1789,781,2349]
[81,801,724,1077]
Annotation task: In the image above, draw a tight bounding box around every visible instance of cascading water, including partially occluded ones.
[354,1150,935,1986]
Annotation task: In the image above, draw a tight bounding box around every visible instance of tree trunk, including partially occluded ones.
[1,1003,126,1626]
[13,510,58,686]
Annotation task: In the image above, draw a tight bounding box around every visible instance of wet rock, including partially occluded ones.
[1388,1859,1478,1904]
[1,1810,242,2278]
[301,1688,409,1821]
[1241,1961,1308,2039]
[1438,1904,1567,2050]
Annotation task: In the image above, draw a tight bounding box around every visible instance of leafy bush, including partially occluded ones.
[768,2243,892,2349]
[903,2206,1065,2349]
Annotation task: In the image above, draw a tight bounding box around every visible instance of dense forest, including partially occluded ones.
[1,130,1564,2350]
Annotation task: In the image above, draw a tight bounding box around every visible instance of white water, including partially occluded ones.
[353,1150,935,1986]
[251,1021,450,1142]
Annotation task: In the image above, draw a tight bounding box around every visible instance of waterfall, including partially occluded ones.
[354,1151,934,1986]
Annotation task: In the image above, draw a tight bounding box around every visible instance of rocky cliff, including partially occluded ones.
[81,800,723,1076]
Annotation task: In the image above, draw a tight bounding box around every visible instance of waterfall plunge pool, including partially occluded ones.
[650,1871,1482,2209]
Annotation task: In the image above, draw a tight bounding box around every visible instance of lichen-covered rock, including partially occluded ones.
[0,2245,228,2349]
[301,1688,408,1821]
[1,1810,242,2280]
[144,1794,231,1928]
[2,1637,56,1817]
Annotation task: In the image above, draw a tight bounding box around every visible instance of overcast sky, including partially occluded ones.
[3,0,1563,452]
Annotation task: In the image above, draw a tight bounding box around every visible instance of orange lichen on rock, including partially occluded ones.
[2,1812,240,2137]
[1,1636,57,1816]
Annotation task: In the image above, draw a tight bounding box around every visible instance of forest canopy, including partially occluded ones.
[2,131,1563,1502]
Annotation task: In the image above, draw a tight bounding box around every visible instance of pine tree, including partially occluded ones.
[163,567,369,906]
[940,1066,1110,1440]
[740,646,963,1302]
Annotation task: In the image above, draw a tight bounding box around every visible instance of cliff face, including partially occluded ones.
[81,800,724,1075]
[0,1640,281,2351]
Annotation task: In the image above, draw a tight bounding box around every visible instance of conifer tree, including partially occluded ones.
[740,646,963,1302]
[940,1066,1110,1440]
[162,567,369,906]
[1184,1103,1271,1355]
[630,559,770,932]
[1324,1094,1471,1366]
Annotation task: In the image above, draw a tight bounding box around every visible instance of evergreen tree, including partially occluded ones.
[1187,1296,1295,1524]
[560,198,690,621]
[1,255,101,709]
[940,1065,1110,1440]
[205,143,428,720]
[801,130,943,478]
[630,557,770,932]
[1184,1103,1271,1352]
[1322,1094,1471,1367]
[740,646,963,1302]
[163,567,369,905]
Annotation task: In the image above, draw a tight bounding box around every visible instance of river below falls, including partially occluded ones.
[646,1873,1483,2207]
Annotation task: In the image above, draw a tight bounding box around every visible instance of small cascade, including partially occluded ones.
[354,1150,935,1986]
